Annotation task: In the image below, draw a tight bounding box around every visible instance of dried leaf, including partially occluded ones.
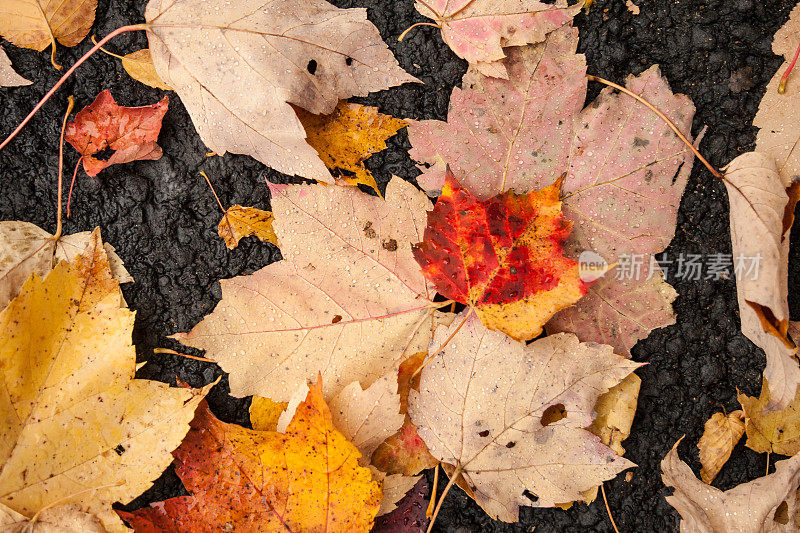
[723,152,799,409]
[739,381,800,457]
[144,0,417,182]
[0,0,96,57]
[119,380,382,532]
[65,90,169,177]
[120,49,172,91]
[698,411,746,484]
[413,170,586,341]
[373,477,430,533]
[217,205,276,250]
[414,0,582,78]
[662,438,800,532]
[0,47,31,87]
[589,373,642,457]
[0,230,207,533]
[0,503,104,532]
[248,396,287,432]
[174,177,439,401]
[408,313,640,521]
[297,102,408,196]
[373,471,422,517]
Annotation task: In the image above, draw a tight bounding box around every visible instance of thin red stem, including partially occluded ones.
[67,158,82,218]
[55,96,75,240]
[779,40,800,94]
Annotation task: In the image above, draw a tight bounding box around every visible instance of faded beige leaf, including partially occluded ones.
[739,381,800,457]
[662,438,800,532]
[372,471,420,517]
[589,373,641,457]
[144,0,417,182]
[0,47,31,87]
[408,312,640,522]
[217,205,277,250]
[0,503,104,532]
[120,49,172,91]
[698,410,745,484]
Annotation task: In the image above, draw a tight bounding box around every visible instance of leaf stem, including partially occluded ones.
[413,308,473,380]
[398,22,441,42]
[0,24,149,154]
[66,157,82,218]
[779,40,800,94]
[91,35,128,61]
[586,74,722,179]
[153,347,217,364]
[426,464,462,533]
[200,171,227,213]
[601,483,621,533]
[55,96,74,241]
[426,464,440,518]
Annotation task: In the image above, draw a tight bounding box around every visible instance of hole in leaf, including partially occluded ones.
[114,444,126,455]
[93,146,115,162]
[478,430,489,437]
[505,441,516,448]
[541,403,567,426]
[345,57,353,66]
[523,490,539,502]
[774,501,789,525]
[307,59,318,75]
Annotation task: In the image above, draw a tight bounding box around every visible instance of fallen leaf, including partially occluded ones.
[372,477,430,533]
[0,503,104,532]
[0,47,31,87]
[626,0,641,15]
[174,177,440,402]
[662,438,800,532]
[144,0,417,182]
[408,312,640,521]
[589,372,642,457]
[248,396,288,432]
[412,169,586,341]
[217,205,277,250]
[65,90,169,177]
[297,102,408,196]
[413,0,582,78]
[0,230,207,532]
[698,410,746,484]
[119,49,172,91]
[374,471,421,517]
[118,380,382,532]
[739,381,800,457]
[723,152,799,409]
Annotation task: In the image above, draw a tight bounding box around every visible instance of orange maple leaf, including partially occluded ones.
[118,379,381,532]
[412,168,587,340]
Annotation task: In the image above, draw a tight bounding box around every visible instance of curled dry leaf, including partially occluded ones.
[412,169,586,341]
[217,205,277,250]
[0,47,31,87]
[413,0,582,78]
[144,0,417,182]
[372,477,430,533]
[698,410,746,484]
[739,381,800,457]
[662,438,800,532]
[589,372,642,457]
[119,380,382,532]
[408,313,640,522]
[119,49,172,91]
[0,230,208,533]
[65,90,169,177]
[723,152,799,409]
[0,503,104,532]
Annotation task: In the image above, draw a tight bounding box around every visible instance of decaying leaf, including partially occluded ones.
[589,372,642,457]
[0,230,207,533]
[119,380,382,532]
[408,312,640,522]
[0,47,31,87]
[144,0,417,182]
[739,381,800,457]
[0,503,104,532]
[174,177,440,402]
[249,396,288,432]
[662,438,800,532]
[412,169,586,341]
[413,0,582,78]
[373,477,430,533]
[65,90,169,177]
[217,205,277,249]
[698,410,746,484]
[297,102,408,196]
[723,152,799,410]
[119,49,172,91]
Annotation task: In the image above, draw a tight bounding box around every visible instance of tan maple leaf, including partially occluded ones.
[0,503,104,532]
[739,381,800,457]
[0,47,31,87]
[698,410,745,484]
[589,373,642,457]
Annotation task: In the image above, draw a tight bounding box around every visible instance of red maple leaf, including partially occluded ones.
[413,168,587,340]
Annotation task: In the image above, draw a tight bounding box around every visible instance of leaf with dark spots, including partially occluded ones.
[372,477,430,533]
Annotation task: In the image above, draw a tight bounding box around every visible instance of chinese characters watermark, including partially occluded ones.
[578,252,761,282]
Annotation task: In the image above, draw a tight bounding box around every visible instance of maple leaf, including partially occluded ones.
[217,205,277,250]
[413,169,586,341]
[739,381,800,457]
[408,312,640,521]
[0,47,31,87]
[1,503,104,532]
[114,48,172,91]
[723,152,800,409]
[373,477,430,533]
[174,177,441,402]
[296,102,408,196]
[119,379,382,532]
[589,373,641,457]
[65,90,169,177]
[413,0,582,78]
[249,396,288,432]
[662,438,800,532]
[698,411,746,484]
[0,230,208,532]
[143,0,417,182]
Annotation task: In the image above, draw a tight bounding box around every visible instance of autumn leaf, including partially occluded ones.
[698,411,746,484]
[0,47,31,87]
[662,438,800,532]
[65,90,169,177]
[739,381,800,457]
[408,312,640,521]
[217,205,277,250]
[1,503,104,532]
[296,102,408,196]
[0,230,208,532]
[120,49,172,91]
[413,169,586,341]
[249,396,288,432]
[373,477,430,533]
[413,0,582,78]
[119,379,382,532]
[143,0,417,182]
[589,373,642,457]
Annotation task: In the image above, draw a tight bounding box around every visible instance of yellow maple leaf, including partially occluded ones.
[217,205,277,250]
[739,380,800,456]
[249,395,288,432]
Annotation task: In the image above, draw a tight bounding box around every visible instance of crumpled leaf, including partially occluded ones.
[739,381,800,457]
[412,169,586,341]
[589,372,642,457]
[119,49,172,91]
[0,47,31,87]
[373,477,430,533]
[723,152,800,410]
[144,0,417,182]
[174,177,440,402]
[0,230,208,533]
[698,410,746,484]
[413,0,582,78]
[119,379,382,532]
[217,205,276,250]
[0,503,104,532]
[408,312,640,522]
[65,90,169,177]
[0,220,131,311]
[297,102,408,196]
[662,438,800,532]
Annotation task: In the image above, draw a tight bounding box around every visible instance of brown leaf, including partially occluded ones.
[0,503,104,532]
[589,373,642,457]
[739,381,800,457]
[0,47,31,87]
[698,411,746,484]
[217,205,276,250]
[120,49,172,91]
